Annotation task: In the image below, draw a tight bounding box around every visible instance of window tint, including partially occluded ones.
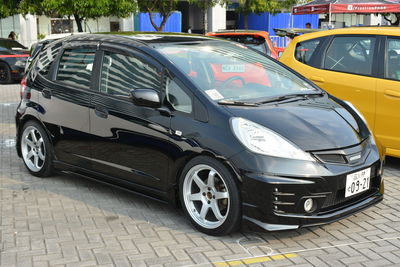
[295,38,322,65]
[36,42,62,76]
[100,51,161,97]
[385,38,400,81]
[324,36,376,76]
[165,77,192,113]
[56,48,95,88]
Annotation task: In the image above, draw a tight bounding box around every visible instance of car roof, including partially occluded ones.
[292,26,400,42]
[65,32,218,47]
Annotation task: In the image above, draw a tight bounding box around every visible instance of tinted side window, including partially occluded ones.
[295,38,322,65]
[324,36,376,76]
[36,42,62,76]
[56,48,95,88]
[165,77,192,113]
[385,38,400,81]
[100,51,161,97]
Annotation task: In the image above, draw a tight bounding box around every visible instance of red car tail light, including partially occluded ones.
[20,77,31,100]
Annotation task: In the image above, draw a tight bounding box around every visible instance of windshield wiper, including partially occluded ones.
[218,100,259,106]
[256,92,324,105]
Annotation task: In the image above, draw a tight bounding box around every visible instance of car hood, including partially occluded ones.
[223,96,365,151]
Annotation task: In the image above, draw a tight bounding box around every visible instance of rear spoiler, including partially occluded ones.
[273,28,320,39]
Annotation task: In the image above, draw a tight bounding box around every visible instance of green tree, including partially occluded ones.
[19,0,137,32]
[235,0,297,29]
[0,0,20,19]
[137,0,179,32]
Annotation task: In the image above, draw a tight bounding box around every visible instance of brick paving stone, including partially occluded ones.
[1,84,400,267]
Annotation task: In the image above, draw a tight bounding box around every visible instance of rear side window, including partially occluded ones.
[36,42,62,76]
[385,38,400,81]
[295,38,322,65]
[56,48,96,88]
[100,51,161,97]
[324,36,376,76]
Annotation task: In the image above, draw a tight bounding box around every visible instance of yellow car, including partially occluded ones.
[280,27,400,158]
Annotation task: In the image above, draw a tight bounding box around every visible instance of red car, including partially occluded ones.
[207,30,279,60]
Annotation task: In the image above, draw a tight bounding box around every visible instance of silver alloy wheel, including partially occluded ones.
[21,126,46,172]
[183,164,230,229]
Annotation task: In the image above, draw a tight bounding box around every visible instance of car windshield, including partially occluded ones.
[0,40,27,51]
[213,35,268,54]
[156,41,318,103]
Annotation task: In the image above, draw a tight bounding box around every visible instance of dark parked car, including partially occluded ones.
[0,38,29,84]
[16,33,383,235]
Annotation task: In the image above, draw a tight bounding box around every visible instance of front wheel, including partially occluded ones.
[179,156,241,235]
[20,121,54,177]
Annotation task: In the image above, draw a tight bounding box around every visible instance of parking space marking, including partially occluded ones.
[190,235,400,267]
[212,253,297,266]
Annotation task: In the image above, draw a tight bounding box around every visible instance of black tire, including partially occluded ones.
[0,62,12,84]
[179,156,241,235]
[20,120,54,177]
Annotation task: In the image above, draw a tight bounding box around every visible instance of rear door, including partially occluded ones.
[89,45,172,191]
[38,42,97,167]
[375,36,400,157]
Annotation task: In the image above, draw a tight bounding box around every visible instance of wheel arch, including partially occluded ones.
[169,150,242,207]
[16,115,54,157]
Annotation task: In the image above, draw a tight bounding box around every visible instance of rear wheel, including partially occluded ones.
[179,156,241,235]
[20,121,54,177]
[0,62,11,84]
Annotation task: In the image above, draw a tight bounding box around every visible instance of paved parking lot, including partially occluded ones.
[1,83,400,267]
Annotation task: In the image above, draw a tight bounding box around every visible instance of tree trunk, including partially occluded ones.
[74,14,83,32]
[148,12,171,32]
[204,8,208,33]
[244,14,248,29]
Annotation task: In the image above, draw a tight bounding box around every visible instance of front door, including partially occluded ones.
[375,37,400,157]
[89,47,172,191]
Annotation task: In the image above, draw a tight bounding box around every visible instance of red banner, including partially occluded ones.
[293,3,400,14]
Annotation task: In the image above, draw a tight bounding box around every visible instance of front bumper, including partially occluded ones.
[229,138,384,231]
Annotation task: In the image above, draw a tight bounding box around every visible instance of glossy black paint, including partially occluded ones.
[131,88,162,108]
[16,33,383,231]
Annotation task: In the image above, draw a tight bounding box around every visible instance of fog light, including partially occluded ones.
[304,198,314,213]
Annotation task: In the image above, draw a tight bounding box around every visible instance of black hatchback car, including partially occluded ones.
[0,38,29,84]
[16,33,383,235]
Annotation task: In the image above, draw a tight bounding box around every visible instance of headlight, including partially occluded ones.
[231,117,315,161]
[15,60,26,67]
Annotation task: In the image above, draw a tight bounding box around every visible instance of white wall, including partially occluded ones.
[120,14,134,31]
[207,4,226,32]
[19,14,37,47]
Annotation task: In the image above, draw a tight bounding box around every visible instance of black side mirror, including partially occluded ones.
[130,89,161,108]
